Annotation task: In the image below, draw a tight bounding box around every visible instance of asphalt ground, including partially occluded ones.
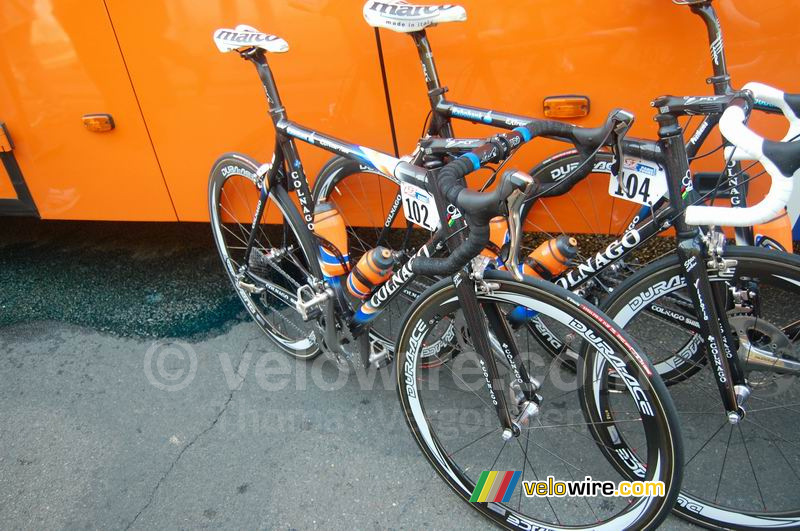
[0,219,700,529]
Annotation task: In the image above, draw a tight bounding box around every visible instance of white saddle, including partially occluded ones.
[213,25,289,54]
[363,0,466,33]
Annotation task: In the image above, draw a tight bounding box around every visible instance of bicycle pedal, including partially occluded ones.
[295,284,332,321]
[368,341,391,369]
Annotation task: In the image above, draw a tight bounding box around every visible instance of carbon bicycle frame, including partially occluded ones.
[239,48,522,431]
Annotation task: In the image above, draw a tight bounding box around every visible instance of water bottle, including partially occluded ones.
[754,207,793,252]
[313,202,349,278]
[522,235,578,280]
[347,246,394,299]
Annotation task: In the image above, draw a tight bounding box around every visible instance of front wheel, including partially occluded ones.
[602,246,800,529]
[396,271,682,530]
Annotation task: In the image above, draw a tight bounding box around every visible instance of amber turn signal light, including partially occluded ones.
[543,95,590,118]
[82,114,115,132]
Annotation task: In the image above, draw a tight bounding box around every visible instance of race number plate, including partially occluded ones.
[608,157,668,206]
[401,183,440,231]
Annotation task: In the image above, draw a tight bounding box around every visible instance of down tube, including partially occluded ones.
[350,239,438,335]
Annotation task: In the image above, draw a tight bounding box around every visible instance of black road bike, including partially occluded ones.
[208,24,682,530]
[311,2,800,528]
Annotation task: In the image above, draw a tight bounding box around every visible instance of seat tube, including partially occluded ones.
[658,111,741,415]
[410,31,453,137]
[245,49,287,124]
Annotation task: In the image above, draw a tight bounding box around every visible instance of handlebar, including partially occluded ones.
[726,82,800,162]
[684,93,800,227]
[412,110,632,276]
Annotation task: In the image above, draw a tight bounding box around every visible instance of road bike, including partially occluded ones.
[311,2,800,527]
[207,24,683,530]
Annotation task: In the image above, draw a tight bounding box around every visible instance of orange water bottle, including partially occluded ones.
[313,202,349,278]
[522,235,578,280]
[347,247,394,299]
[754,208,794,253]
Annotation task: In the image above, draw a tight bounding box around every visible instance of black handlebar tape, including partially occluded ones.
[412,210,490,276]
[412,168,529,276]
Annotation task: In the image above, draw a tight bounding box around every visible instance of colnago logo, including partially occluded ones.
[649,303,700,330]
[707,334,727,383]
[368,2,458,19]
[501,342,523,383]
[385,193,403,227]
[479,358,498,406]
[367,246,429,309]
[726,158,742,206]
[404,319,428,399]
[556,230,641,288]
[290,171,313,228]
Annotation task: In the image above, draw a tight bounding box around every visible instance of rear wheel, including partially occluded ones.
[209,152,321,359]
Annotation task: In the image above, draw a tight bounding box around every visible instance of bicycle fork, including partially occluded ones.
[659,112,750,422]
[675,235,750,421]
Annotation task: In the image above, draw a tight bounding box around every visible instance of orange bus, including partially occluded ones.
[1,1,798,234]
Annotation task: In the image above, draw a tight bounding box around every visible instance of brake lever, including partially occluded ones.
[505,173,539,281]
[610,111,635,178]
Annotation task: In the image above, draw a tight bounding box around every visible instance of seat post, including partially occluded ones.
[409,30,453,136]
[689,2,732,95]
[244,49,288,123]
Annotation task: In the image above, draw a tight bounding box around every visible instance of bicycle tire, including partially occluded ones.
[602,245,800,529]
[395,270,682,530]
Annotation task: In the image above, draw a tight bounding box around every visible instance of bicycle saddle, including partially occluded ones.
[213,24,289,54]
[363,0,466,33]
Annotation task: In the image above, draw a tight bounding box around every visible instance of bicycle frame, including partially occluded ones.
[239,48,524,433]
